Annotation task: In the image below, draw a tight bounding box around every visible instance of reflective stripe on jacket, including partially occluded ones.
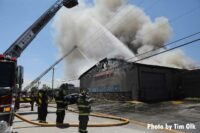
[38,92,42,105]
[77,96,91,115]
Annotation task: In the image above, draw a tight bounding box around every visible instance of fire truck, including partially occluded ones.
[0,0,78,133]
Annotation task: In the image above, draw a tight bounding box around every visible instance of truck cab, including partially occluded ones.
[0,55,18,133]
[0,1,78,132]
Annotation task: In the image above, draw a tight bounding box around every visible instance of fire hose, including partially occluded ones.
[14,106,129,127]
[14,106,184,133]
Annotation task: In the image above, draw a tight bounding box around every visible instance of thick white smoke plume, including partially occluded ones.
[53,0,195,80]
[157,49,196,69]
[138,49,196,69]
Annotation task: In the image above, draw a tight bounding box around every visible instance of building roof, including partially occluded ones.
[79,58,184,79]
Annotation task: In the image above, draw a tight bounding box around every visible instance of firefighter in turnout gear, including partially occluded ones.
[77,89,91,133]
[30,90,35,111]
[37,89,42,121]
[37,86,48,123]
[55,83,68,124]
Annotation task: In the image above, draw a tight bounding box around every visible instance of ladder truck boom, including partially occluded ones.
[0,1,78,133]
[24,46,77,91]
[3,0,78,58]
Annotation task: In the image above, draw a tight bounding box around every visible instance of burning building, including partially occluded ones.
[53,0,199,102]
[180,69,200,98]
[79,58,186,102]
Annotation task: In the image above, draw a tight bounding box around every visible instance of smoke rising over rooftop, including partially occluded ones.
[53,0,196,80]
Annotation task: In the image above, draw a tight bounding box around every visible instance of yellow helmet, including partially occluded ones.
[80,88,88,95]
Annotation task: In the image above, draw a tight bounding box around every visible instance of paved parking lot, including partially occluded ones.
[13,104,164,133]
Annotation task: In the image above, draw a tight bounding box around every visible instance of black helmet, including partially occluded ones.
[60,83,68,89]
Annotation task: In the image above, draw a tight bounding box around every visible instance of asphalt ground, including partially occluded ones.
[13,100,200,133]
[13,104,164,133]
[91,100,200,133]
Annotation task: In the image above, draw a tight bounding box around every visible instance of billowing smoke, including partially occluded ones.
[53,0,195,80]
[138,49,196,69]
[158,49,196,69]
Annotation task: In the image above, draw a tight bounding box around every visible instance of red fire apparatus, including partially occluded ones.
[0,0,78,133]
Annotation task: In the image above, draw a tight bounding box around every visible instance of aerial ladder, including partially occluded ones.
[24,46,77,92]
[0,1,78,133]
[19,46,77,110]
[4,0,78,58]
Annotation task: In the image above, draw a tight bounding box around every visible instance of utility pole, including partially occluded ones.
[52,67,55,91]
[51,67,55,99]
[38,81,40,89]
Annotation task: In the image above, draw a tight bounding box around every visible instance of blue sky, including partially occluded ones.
[0,0,200,87]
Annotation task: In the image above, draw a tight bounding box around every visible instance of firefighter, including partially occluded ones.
[77,89,91,133]
[41,87,48,123]
[30,90,35,111]
[55,84,68,124]
[37,89,42,121]
[37,86,48,123]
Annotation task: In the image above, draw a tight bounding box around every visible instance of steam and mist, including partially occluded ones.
[53,0,195,80]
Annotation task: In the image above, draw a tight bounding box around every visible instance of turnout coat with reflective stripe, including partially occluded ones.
[77,96,91,116]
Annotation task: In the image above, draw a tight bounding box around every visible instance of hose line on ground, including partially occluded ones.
[14,106,129,127]
[14,105,184,133]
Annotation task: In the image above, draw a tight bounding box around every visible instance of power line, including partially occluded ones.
[66,38,200,82]
[144,0,161,12]
[134,38,200,62]
[137,0,161,11]
[76,2,200,56]
[57,3,200,82]
[126,31,200,61]
[69,7,200,81]
[62,0,200,65]
[169,6,200,24]
[80,5,200,64]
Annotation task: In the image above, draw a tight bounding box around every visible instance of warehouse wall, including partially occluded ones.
[181,70,200,98]
[79,58,183,102]
[80,59,133,100]
[136,64,180,102]
[87,68,132,100]
[126,64,139,100]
